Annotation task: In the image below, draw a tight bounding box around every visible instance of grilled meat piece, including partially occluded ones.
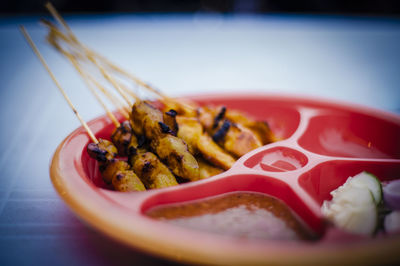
[131,101,164,140]
[108,117,181,188]
[112,170,146,192]
[163,109,178,136]
[213,106,226,129]
[197,133,236,170]
[87,138,146,192]
[212,120,231,143]
[198,157,224,179]
[111,121,133,156]
[215,120,262,158]
[176,116,203,155]
[100,159,130,184]
[154,135,199,181]
[162,99,198,117]
[225,109,275,144]
[197,105,216,131]
[176,116,236,170]
[87,138,117,162]
[130,152,178,189]
[198,106,266,157]
[131,101,199,181]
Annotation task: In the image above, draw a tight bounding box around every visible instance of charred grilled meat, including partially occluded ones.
[198,105,274,157]
[225,109,275,144]
[197,157,224,179]
[130,152,178,189]
[131,101,200,181]
[111,121,134,156]
[87,138,146,192]
[176,116,236,170]
[108,118,180,189]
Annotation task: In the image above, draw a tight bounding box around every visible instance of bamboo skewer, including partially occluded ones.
[45,2,77,42]
[115,79,140,103]
[42,6,194,110]
[44,4,133,106]
[20,26,98,144]
[86,75,131,119]
[44,2,197,121]
[86,54,134,106]
[46,35,121,127]
[69,57,121,127]
[44,19,131,119]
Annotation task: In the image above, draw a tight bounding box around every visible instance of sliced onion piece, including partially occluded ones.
[383,179,400,210]
[350,172,382,205]
[384,211,400,233]
[322,185,378,235]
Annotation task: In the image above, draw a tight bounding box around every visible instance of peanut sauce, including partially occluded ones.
[146,192,316,241]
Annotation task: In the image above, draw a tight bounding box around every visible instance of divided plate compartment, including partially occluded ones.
[50,94,400,265]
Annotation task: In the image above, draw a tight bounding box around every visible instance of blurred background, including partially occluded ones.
[2,0,400,16]
[1,1,400,266]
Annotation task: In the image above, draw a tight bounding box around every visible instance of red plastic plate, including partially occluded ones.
[50,94,400,265]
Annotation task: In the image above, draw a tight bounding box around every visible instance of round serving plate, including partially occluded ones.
[50,94,400,265]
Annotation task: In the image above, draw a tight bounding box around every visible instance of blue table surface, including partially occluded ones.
[0,13,399,265]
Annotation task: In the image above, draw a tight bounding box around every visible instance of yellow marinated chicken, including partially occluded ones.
[111,120,134,156]
[162,98,198,117]
[197,105,268,157]
[109,119,179,188]
[176,116,203,155]
[197,133,236,170]
[214,120,262,158]
[87,138,118,162]
[87,139,146,192]
[130,151,178,189]
[225,109,275,144]
[162,109,179,136]
[176,116,236,170]
[197,157,224,179]
[154,135,200,181]
[100,159,130,184]
[131,101,199,181]
[112,169,146,192]
[131,101,164,139]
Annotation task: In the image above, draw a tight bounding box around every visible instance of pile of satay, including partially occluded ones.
[23,3,276,192]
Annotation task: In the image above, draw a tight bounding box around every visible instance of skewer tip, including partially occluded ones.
[45,2,53,9]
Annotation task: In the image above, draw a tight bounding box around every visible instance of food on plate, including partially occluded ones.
[175,115,235,170]
[321,172,381,235]
[349,172,382,204]
[87,139,146,192]
[384,211,400,233]
[131,101,200,181]
[130,151,178,189]
[322,172,400,236]
[146,192,316,241]
[382,180,400,233]
[32,10,276,192]
[383,179,400,210]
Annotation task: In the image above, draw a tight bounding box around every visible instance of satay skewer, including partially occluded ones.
[21,25,146,192]
[44,20,132,119]
[41,22,233,170]
[45,3,135,106]
[20,25,98,144]
[42,4,274,172]
[52,39,180,188]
